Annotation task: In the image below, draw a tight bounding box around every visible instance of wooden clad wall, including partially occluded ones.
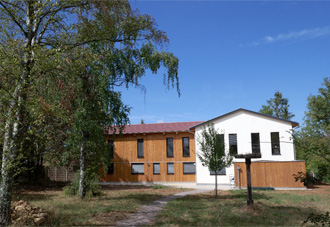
[100,132,196,182]
[234,161,306,188]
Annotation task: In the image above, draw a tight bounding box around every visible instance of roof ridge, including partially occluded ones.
[127,121,204,126]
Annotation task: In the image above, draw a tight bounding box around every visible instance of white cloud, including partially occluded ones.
[156,120,165,123]
[246,26,330,47]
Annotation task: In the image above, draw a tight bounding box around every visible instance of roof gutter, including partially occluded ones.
[187,128,195,135]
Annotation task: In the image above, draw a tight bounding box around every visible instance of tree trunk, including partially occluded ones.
[0,20,33,225]
[79,133,86,199]
[0,115,15,225]
[0,93,23,225]
[215,172,218,198]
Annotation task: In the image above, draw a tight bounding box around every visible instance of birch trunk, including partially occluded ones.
[0,82,26,225]
[79,133,86,199]
[0,107,15,225]
[0,2,35,224]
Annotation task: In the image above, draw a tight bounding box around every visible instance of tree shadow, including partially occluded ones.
[12,193,58,202]
[100,185,153,191]
[157,191,323,226]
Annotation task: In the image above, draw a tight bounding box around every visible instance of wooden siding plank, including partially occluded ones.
[234,161,306,188]
[100,132,196,182]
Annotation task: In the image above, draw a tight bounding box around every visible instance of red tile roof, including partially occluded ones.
[107,121,204,135]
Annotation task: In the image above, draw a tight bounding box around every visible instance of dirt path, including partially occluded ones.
[115,189,211,226]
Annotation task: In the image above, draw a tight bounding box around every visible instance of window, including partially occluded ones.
[271,132,280,155]
[131,163,144,174]
[182,137,190,157]
[217,134,225,146]
[210,167,226,175]
[153,163,160,175]
[137,139,144,158]
[216,134,225,155]
[167,163,174,174]
[108,140,114,158]
[251,133,260,154]
[183,162,196,174]
[107,163,114,175]
[167,138,174,157]
[229,134,238,155]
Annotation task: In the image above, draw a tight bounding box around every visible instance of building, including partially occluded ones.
[100,108,306,188]
[100,121,203,183]
[190,108,305,188]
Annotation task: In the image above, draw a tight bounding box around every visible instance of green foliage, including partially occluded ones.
[197,123,233,173]
[153,185,168,189]
[292,171,317,187]
[0,1,179,213]
[303,212,330,226]
[63,173,102,197]
[260,91,295,120]
[295,77,330,183]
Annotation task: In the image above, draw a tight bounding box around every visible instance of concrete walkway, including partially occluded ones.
[115,189,211,226]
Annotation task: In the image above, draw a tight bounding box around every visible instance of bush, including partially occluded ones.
[63,172,102,197]
[293,171,317,187]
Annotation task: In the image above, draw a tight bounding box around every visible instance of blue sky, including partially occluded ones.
[120,1,330,126]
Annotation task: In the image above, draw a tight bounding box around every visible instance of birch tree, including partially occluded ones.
[0,0,179,224]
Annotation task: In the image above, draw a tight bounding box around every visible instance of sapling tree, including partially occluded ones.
[197,123,233,198]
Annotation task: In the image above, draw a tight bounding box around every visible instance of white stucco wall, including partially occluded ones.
[195,110,297,185]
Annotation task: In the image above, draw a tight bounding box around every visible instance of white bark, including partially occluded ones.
[79,133,86,199]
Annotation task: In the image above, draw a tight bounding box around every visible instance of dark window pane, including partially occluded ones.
[167,138,173,157]
[271,132,280,155]
[183,137,190,157]
[217,134,225,146]
[167,163,174,174]
[183,163,196,174]
[216,134,225,156]
[137,139,144,158]
[132,163,144,174]
[251,133,260,154]
[153,163,160,174]
[107,163,114,175]
[229,134,238,155]
[210,167,226,175]
[108,140,114,158]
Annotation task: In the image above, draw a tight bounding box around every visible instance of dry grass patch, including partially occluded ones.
[13,184,186,226]
[156,184,330,226]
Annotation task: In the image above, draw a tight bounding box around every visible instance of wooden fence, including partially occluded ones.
[45,166,75,182]
[234,161,306,188]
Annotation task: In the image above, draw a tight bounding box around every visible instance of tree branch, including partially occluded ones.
[0,1,27,36]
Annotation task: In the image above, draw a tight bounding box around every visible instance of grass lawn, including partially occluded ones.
[155,184,330,226]
[13,184,187,226]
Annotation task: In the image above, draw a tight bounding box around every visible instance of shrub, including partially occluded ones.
[293,171,317,187]
[63,172,102,197]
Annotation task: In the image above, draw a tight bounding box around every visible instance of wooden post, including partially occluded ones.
[234,153,261,206]
[246,158,253,205]
[237,166,241,189]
